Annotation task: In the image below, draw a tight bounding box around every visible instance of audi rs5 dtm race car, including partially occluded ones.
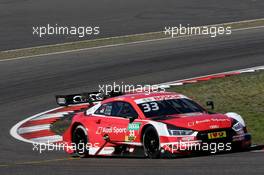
[56,91,251,158]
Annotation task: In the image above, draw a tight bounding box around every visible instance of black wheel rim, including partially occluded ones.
[73,128,87,156]
[144,131,159,156]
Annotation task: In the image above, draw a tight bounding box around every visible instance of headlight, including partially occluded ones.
[168,129,194,135]
[167,125,194,136]
[232,120,244,132]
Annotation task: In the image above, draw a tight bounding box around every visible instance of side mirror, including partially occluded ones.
[206,101,215,110]
[128,116,136,123]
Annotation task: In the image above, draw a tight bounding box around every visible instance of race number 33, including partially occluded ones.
[141,102,159,112]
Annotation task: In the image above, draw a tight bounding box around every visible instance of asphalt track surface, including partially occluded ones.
[0,27,264,175]
[1,0,264,50]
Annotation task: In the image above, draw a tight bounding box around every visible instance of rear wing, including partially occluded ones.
[55,91,123,106]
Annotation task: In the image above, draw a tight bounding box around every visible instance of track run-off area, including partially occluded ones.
[0,26,264,175]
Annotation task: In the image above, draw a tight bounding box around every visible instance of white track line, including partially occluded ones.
[156,65,264,87]
[18,124,51,134]
[1,25,264,62]
[9,107,62,144]
[31,111,73,121]
[4,18,264,53]
[251,150,264,153]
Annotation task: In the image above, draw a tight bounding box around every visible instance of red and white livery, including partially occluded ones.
[59,91,251,158]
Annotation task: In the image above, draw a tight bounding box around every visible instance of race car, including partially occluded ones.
[56,91,251,158]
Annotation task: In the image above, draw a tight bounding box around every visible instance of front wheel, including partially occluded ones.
[143,126,161,159]
[72,125,89,158]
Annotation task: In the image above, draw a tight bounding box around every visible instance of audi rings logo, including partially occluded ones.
[73,93,104,103]
[73,95,84,103]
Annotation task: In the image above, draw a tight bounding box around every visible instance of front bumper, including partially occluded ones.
[160,131,251,155]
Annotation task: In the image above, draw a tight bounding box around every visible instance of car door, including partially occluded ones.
[103,101,139,143]
[92,102,114,142]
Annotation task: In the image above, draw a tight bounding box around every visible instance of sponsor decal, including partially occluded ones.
[188,122,195,126]
[135,95,186,104]
[211,118,230,122]
[208,131,227,139]
[128,123,141,130]
[113,98,125,101]
[96,127,127,134]
[125,129,137,142]
[181,136,195,141]
[195,119,210,124]
[191,118,230,125]
[153,95,185,101]
[103,147,115,152]
[125,135,136,142]
[209,125,220,129]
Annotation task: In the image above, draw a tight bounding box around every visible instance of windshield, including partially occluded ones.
[137,98,206,118]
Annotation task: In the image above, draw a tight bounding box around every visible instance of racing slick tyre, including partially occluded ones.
[72,125,89,158]
[143,126,161,159]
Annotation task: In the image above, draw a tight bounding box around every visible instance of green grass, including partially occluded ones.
[168,71,264,144]
[50,114,73,136]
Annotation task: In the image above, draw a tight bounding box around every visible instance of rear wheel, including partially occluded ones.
[143,126,161,159]
[72,125,89,158]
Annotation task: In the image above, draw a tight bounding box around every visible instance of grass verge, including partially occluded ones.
[50,114,73,136]
[169,71,264,144]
